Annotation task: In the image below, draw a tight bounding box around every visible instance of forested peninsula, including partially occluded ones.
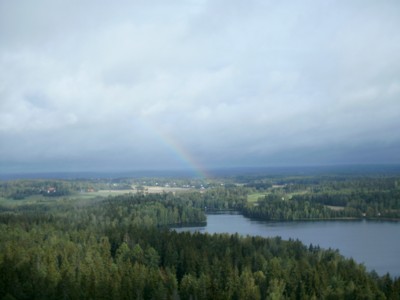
[1,174,400,299]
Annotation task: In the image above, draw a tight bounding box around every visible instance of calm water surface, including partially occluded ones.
[174,213,400,277]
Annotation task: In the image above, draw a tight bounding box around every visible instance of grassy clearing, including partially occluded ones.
[0,186,192,208]
[247,193,267,203]
[0,195,47,205]
[145,186,191,193]
[325,205,345,211]
[80,186,191,198]
[79,189,134,198]
[0,192,105,207]
[286,190,309,199]
[0,196,10,206]
[247,190,310,203]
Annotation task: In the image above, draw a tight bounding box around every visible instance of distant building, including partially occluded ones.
[47,187,56,194]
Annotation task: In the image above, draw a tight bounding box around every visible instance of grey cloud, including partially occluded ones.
[1,1,399,173]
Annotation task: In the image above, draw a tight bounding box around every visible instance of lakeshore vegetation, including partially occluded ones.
[1,173,400,299]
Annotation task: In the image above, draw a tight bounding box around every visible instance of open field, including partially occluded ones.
[247,190,310,203]
[286,190,309,199]
[144,186,192,193]
[325,205,345,211]
[79,189,135,198]
[0,185,195,207]
[0,194,55,206]
[247,192,267,203]
[83,186,193,197]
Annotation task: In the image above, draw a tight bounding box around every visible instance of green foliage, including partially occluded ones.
[1,220,397,299]
[243,194,355,220]
[243,175,400,220]
[0,175,399,299]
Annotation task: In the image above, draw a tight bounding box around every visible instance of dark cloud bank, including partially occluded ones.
[1,1,399,174]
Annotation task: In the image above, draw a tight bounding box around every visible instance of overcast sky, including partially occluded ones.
[1,0,400,173]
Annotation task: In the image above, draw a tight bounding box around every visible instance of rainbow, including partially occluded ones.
[141,119,208,179]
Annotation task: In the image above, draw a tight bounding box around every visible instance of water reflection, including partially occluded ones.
[173,212,400,277]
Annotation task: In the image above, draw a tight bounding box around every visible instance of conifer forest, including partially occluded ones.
[1,173,400,299]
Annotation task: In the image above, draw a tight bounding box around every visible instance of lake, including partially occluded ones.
[173,212,400,277]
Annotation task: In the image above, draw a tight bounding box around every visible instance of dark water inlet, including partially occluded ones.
[174,212,400,277]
